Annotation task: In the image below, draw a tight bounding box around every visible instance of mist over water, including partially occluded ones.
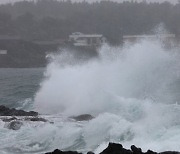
[34,39,180,116]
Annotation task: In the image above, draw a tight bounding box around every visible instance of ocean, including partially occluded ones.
[0,68,44,110]
[0,39,180,154]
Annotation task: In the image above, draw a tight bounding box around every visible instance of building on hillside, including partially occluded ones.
[68,32,106,47]
[0,50,7,55]
[123,34,176,48]
[123,34,175,43]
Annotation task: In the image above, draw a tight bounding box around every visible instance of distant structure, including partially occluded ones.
[68,32,106,47]
[123,34,176,48]
[123,34,176,43]
[0,50,7,55]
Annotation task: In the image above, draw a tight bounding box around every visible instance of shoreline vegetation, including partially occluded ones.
[0,0,180,44]
[0,0,180,67]
[0,39,58,68]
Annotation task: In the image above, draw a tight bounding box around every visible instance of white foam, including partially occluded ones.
[26,38,180,153]
[35,39,180,116]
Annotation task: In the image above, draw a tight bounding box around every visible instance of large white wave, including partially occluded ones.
[34,38,180,116]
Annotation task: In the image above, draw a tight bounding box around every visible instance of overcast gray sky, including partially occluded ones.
[0,0,178,4]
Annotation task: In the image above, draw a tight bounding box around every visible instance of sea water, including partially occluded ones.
[0,39,180,154]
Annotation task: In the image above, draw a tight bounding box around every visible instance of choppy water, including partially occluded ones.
[0,68,44,110]
[1,39,180,154]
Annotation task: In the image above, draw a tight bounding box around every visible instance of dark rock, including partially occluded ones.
[44,143,180,154]
[146,150,157,154]
[0,105,38,116]
[87,152,95,154]
[131,145,142,154]
[70,114,94,121]
[6,120,23,130]
[45,149,82,154]
[45,149,61,154]
[1,116,48,123]
[99,142,132,154]
[24,117,48,122]
[1,116,49,131]
[2,117,17,122]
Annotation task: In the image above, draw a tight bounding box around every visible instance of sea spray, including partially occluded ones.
[32,38,180,152]
[34,39,180,116]
[1,39,180,153]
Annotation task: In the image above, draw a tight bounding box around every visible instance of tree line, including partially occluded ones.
[0,0,180,45]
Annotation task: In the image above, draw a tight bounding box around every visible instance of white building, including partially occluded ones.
[0,50,7,55]
[123,34,176,48]
[123,34,175,42]
[69,32,106,47]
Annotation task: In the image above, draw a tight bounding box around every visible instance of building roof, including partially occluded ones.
[69,32,103,38]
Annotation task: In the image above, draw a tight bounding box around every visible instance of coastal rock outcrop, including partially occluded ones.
[45,149,82,154]
[2,116,17,122]
[45,143,180,154]
[2,117,49,130]
[0,105,50,130]
[1,116,48,123]
[70,114,94,121]
[0,105,38,116]
[24,117,48,122]
[100,143,131,154]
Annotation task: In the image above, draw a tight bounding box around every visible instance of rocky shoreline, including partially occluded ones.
[45,143,180,154]
[0,105,48,130]
[0,105,94,130]
[0,106,179,154]
[0,105,38,116]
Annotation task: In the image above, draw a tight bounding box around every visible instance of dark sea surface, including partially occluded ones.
[0,68,44,110]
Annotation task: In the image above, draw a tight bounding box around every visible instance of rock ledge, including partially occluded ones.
[45,143,180,154]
